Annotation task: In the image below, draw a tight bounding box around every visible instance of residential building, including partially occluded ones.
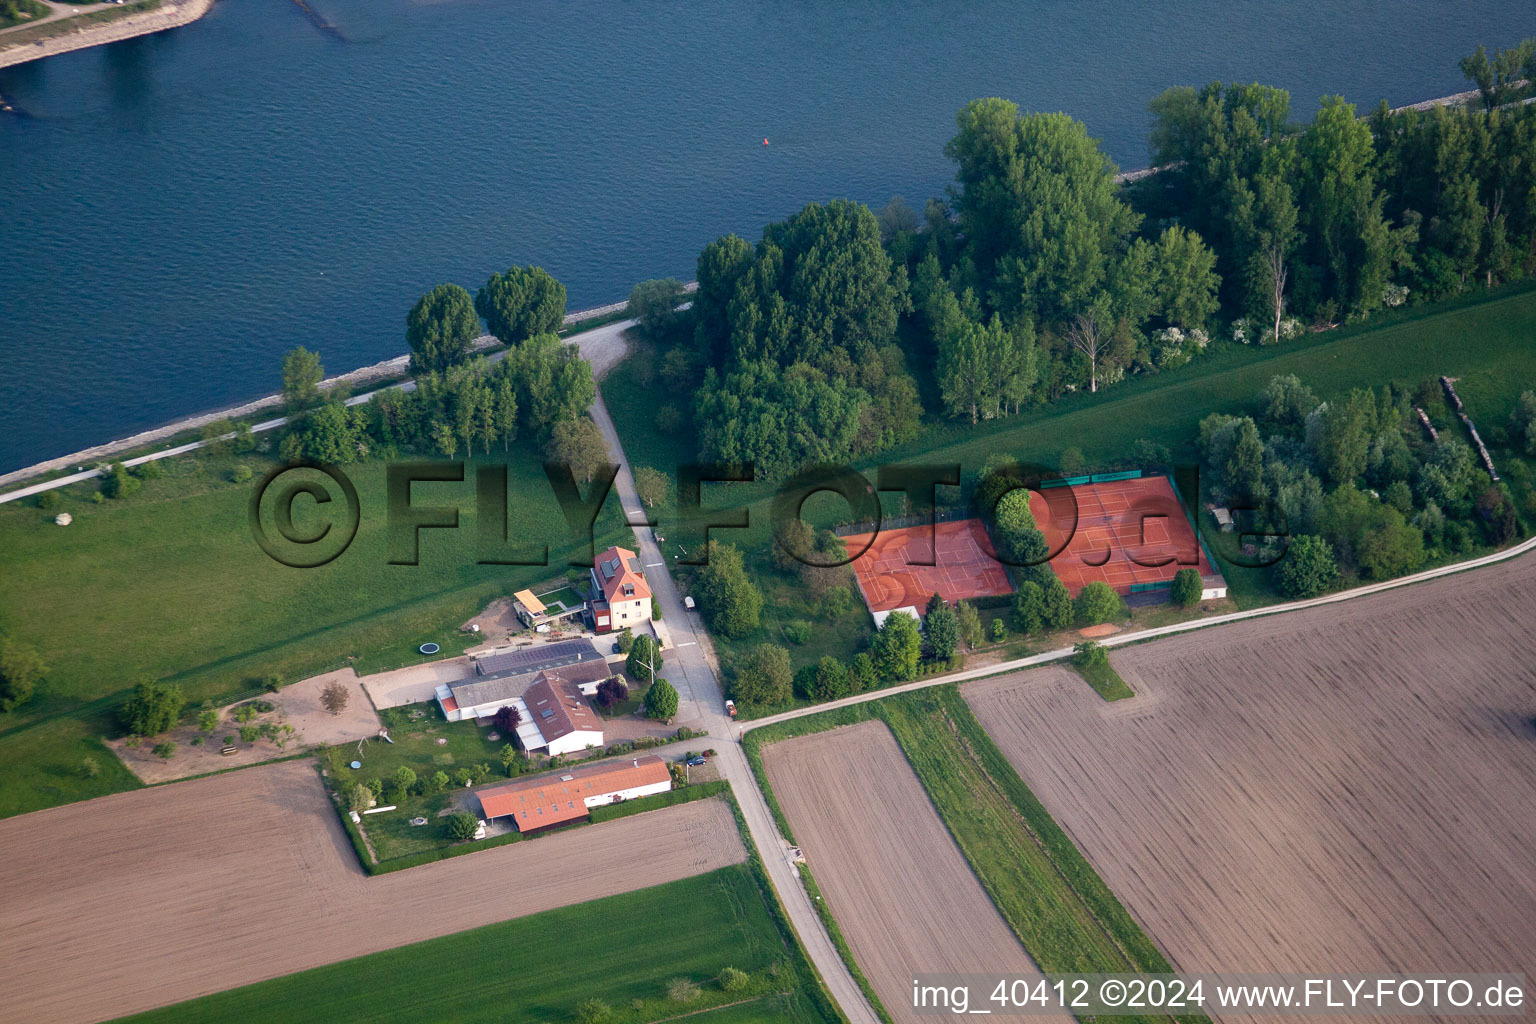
[588,545,651,634]
[435,638,607,722]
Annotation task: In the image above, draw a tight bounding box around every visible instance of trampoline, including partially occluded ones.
[419,642,440,655]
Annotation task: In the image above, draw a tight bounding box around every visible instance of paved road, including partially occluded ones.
[586,390,883,1024]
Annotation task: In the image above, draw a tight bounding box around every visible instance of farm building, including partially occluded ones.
[476,755,672,832]
[435,638,609,722]
[503,674,604,757]
[588,545,652,634]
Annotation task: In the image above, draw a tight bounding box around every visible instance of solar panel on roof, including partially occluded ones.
[540,708,555,720]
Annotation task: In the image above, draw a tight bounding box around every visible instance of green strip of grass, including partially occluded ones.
[112,863,836,1024]
[1073,658,1134,700]
[0,0,160,49]
[746,689,1204,1024]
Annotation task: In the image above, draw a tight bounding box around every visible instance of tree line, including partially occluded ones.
[634,37,1536,481]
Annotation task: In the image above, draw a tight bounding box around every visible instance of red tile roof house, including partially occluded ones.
[475,754,672,833]
[588,545,652,634]
[506,674,606,757]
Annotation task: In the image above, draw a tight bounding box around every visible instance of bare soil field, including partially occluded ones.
[763,721,1068,1024]
[965,553,1536,1020]
[113,669,381,783]
[0,762,744,1024]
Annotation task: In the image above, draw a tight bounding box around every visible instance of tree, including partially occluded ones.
[627,278,687,337]
[626,634,663,685]
[1063,297,1114,393]
[545,416,608,484]
[1244,147,1301,344]
[644,678,679,721]
[1458,41,1535,111]
[594,677,629,710]
[633,466,669,509]
[720,966,750,993]
[406,284,480,376]
[850,652,879,693]
[501,333,596,436]
[1073,639,1108,668]
[956,600,984,650]
[119,680,185,736]
[1153,225,1220,327]
[153,741,177,760]
[1262,374,1318,426]
[1509,390,1536,457]
[445,812,480,841]
[734,644,793,707]
[319,681,350,716]
[616,628,635,655]
[197,710,219,733]
[476,265,566,345]
[1041,579,1075,630]
[871,611,922,681]
[924,599,960,661]
[391,766,417,800]
[0,636,45,713]
[492,704,522,737]
[695,543,763,639]
[282,346,324,413]
[1010,581,1046,634]
[989,618,1008,642]
[1170,568,1203,607]
[811,656,852,702]
[992,488,1048,564]
[1277,535,1339,598]
[101,462,140,499]
[1075,581,1123,625]
[492,374,519,451]
[344,782,373,815]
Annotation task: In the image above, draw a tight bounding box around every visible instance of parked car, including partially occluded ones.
[683,595,695,611]
[725,699,737,718]
[686,756,706,767]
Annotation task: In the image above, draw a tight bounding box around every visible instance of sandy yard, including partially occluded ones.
[357,655,475,709]
[964,551,1536,1023]
[763,720,1069,1024]
[111,669,380,783]
[0,763,745,1024]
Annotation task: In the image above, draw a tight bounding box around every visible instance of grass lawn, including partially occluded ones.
[746,688,1203,1024]
[0,445,627,818]
[1073,658,1134,700]
[534,583,585,611]
[0,0,48,30]
[113,864,838,1024]
[0,0,159,48]
[607,283,1536,680]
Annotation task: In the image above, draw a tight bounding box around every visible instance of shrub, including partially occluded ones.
[615,627,634,655]
[239,726,260,743]
[1170,567,1203,607]
[320,681,350,716]
[100,462,140,499]
[1277,534,1340,598]
[594,677,629,709]
[80,756,99,778]
[262,675,282,693]
[346,783,373,815]
[119,679,186,736]
[732,643,793,707]
[198,710,220,733]
[1073,640,1108,668]
[719,966,750,992]
[989,618,1007,642]
[230,464,253,484]
[223,734,237,746]
[36,490,61,512]
[782,621,811,645]
[445,811,479,841]
[651,596,662,620]
[666,977,701,1003]
[1074,581,1123,625]
[152,741,177,760]
[574,998,612,1024]
[132,459,163,480]
[190,736,204,746]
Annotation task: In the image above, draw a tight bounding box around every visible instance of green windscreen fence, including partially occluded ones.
[1090,470,1143,483]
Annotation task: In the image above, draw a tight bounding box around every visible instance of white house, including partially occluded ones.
[589,545,651,634]
[435,638,605,723]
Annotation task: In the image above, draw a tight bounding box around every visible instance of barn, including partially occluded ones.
[476,755,672,833]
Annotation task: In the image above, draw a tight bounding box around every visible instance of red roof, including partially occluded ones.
[477,755,670,827]
[595,546,651,603]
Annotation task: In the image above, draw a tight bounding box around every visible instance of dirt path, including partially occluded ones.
[0,763,744,1024]
[763,721,1068,1024]
[964,553,1536,1023]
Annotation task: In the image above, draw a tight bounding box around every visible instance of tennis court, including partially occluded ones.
[844,518,1012,622]
[1027,474,1214,596]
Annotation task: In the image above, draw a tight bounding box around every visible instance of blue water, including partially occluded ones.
[2,0,1532,473]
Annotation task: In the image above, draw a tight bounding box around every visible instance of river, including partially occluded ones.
[1,0,1532,473]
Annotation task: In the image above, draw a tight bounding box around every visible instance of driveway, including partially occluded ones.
[358,657,474,710]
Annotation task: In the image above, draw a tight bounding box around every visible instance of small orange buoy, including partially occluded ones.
[762,138,769,146]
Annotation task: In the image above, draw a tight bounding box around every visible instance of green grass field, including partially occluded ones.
[608,284,1536,677]
[0,445,626,818]
[1073,658,1135,700]
[112,864,837,1024]
[746,688,1203,1024]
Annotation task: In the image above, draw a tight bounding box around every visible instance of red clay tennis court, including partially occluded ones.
[1027,474,1214,596]
[845,518,1012,618]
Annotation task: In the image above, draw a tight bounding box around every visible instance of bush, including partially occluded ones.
[574,998,612,1024]
[190,736,204,746]
[782,621,811,645]
[666,977,701,1003]
[80,756,99,778]
[152,741,177,760]
[118,679,186,736]
[615,627,634,655]
[1073,640,1108,668]
[444,811,479,841]
[0,636,46,714]
[1277,534,1340,598]
[132,459,163,480]
[100,462,140,499]
[626,635,663,684]
[239,725,260,743]
[719,966,750,992]
[732,643,793,707]
[1170,567,1203,607]
[989,618,1007,642]
[36,490,61,512]
[594,677,629,709]
[230,464,253,484]
[1074,581,1123,625]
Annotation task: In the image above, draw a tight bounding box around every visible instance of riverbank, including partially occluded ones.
[0,288,688,493]
[0,0,212,71]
